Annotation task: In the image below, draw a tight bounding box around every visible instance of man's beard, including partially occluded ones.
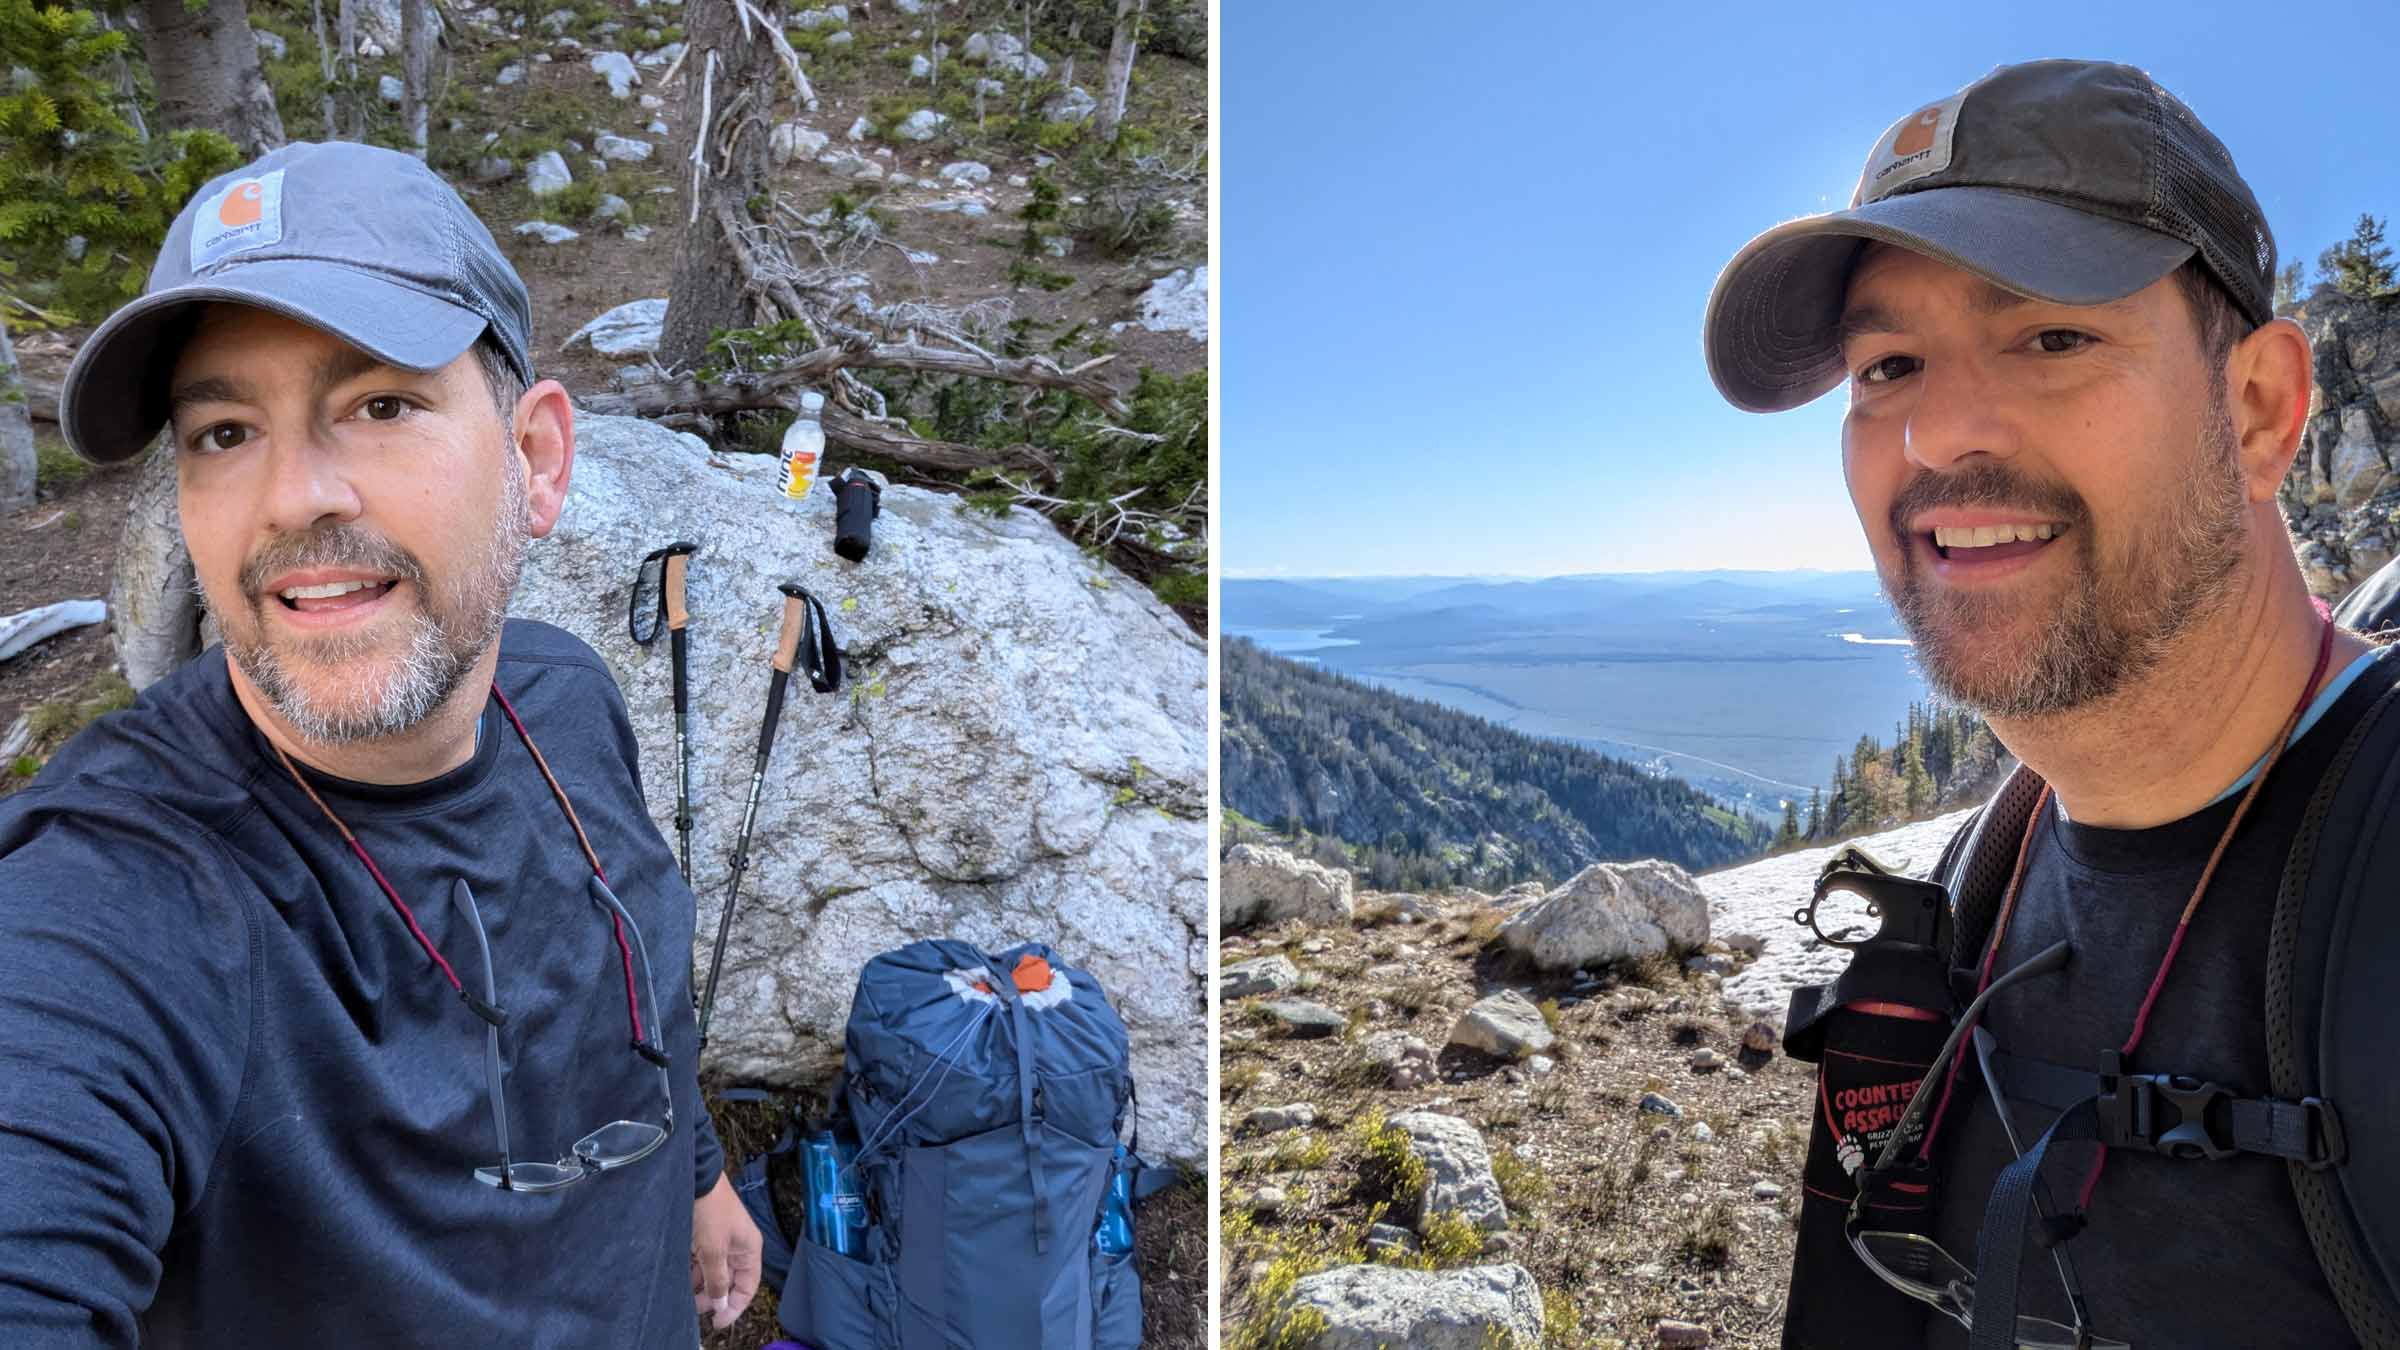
[1886,397,2248,720]
[213,454,527,746]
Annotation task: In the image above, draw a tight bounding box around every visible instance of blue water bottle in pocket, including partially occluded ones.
[801,1128,865,1257]
[1094,1143,1134,1255]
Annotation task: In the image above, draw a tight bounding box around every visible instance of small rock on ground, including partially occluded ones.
[1260,998,1344,1039]
[1240,1103,1316,1134]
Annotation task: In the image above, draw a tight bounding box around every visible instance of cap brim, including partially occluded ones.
[60,260,490,464]
[1703,185,2198,413]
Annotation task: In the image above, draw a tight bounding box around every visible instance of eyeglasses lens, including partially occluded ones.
[576,1119,669,1168]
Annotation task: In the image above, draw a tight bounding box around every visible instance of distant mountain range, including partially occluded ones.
[1221,637,1769,889]
[1222,569,1931,812]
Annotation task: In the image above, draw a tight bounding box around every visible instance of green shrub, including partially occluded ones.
[0,0,241,326]
[1351,1108,1429,1208]
[535,179,603,223]
[34,439,88,492]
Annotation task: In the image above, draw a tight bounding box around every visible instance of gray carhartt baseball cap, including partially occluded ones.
[1704,59,2276,414]
[59,139,536,464]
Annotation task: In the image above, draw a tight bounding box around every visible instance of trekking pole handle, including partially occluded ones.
[759,582,813,759]
[771,585,808,674]
[664,550,691,632]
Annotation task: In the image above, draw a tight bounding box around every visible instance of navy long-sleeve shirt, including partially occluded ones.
[0,619,723,1347]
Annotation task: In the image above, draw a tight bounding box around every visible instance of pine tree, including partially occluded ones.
[1805,786,1823,839]
[1777,798,1801,848]
[2319,215,2398,300]
[2276,259,2306,309]
[1827,755,1852,838]
[0,0,240,326]
[1902,736,1933,816]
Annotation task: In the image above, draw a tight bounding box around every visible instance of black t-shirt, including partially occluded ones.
[1923,646,2400,1349]
[0,620,723,1348]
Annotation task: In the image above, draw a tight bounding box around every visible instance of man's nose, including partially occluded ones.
[1900,356,2018,473]
[257,424,364,535]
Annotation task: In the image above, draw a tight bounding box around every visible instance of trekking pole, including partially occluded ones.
[699,582,842,1050]
[630,542,700,881]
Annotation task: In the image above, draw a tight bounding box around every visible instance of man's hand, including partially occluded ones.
[691,1171,762,1333]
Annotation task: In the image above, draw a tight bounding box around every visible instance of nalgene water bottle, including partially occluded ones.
[801,1127,864,1257]
[1094,1143,1134,1255]
[779,391,826,500]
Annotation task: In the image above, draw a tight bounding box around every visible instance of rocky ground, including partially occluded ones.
[1217,816,1969,1349]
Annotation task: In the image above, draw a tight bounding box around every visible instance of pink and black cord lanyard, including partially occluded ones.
[266,682,658,1060]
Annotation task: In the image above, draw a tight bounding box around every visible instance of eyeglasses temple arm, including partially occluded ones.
[591,877,677,1129]
[453,879,516,1187]
[1868,939,2072,1177]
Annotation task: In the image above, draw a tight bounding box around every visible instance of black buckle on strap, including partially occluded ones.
[2095,1051,2347,1167]
[2297,1097,2348,1172]
[2096,1050,2236,1160]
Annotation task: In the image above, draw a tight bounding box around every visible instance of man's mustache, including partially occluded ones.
[236,525,429,603]
[1887,462,2091,541]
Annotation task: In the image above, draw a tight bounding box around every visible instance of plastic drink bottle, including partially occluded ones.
[779,391,826,499]
[801,1127,865,1257]
[1094,1143,1134,1254]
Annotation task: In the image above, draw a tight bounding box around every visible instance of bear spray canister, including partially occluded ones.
[1777,848,1955,1349]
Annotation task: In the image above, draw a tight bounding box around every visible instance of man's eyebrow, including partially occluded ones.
[167,345,417,421]
[1837,282,2140,347]
[1836,304,1902,348]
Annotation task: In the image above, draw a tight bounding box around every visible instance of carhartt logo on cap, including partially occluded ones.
[218,182,265,227]
[1891,108,1941,157]
[190,169,286,274]
[1852,86,1974,206]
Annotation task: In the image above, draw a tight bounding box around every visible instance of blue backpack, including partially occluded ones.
[729,939,1174,1349]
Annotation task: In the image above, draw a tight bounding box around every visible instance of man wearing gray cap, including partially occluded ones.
[0,141,760,1346]
[1707,61,2393,1348]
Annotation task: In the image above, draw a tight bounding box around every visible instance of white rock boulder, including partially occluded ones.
[506,415,1209,1160]
[1496,858,1709,972]
[1447,989,1552,1059]
[525,150,574,195]
[894,108,949,141]
[1285,1263,1543,1350]
[1220,843,1353,928]
[562,298,667,358]
[1388,1110,1509,1232]
[595,133,653,162]
[590,50,640,98]
[1136,266,1207,341]
[770,123,831,164]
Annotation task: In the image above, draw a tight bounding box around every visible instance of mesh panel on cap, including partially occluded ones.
[2145,79,2276,327]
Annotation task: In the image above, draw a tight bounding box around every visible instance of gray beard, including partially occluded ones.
[212,455,527,747]
[1888,398,2249,720]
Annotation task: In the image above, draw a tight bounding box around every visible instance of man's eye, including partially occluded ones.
[2034,330,2094,354]
[1858,354,1918,385]
[363,395,410,420]
[192,424,249,453]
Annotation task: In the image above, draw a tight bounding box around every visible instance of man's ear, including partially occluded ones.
[511,379,575,537]
[2227,316,2313,503]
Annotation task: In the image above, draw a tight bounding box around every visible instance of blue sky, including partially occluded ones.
[1221,2,2398,577]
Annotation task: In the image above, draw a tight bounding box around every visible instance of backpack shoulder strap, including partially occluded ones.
[1941,764,2049,974]
[2271,671,2400,1349]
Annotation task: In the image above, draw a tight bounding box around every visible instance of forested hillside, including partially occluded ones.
[1775,700,2010,849]
[1221,637,1767,889]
